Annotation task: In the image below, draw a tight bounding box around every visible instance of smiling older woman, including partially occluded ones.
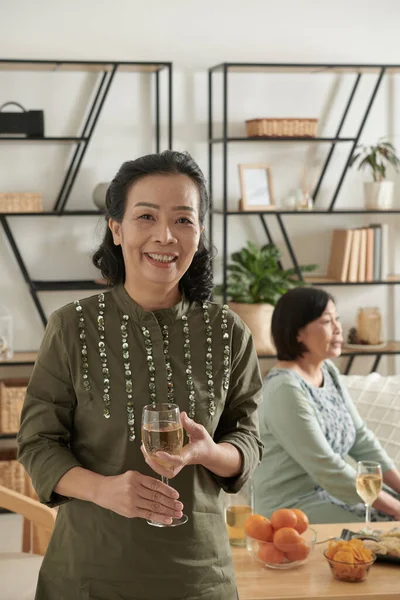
[253,287,400,524]
[17,150,263,600]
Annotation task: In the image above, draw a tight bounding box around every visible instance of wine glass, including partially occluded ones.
[224,479,254,547]
[141,403,188,527]
[355,461,382,525]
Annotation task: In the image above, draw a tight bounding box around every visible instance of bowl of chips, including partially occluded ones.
[324,538,376,582]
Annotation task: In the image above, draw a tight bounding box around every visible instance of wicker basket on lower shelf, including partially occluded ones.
[0,459,26,495]
[0,192,43,213]
[0,381,27,434]
[245,118,318,138]
[0,448,37,499]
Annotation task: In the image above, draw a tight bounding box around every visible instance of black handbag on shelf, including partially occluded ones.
[0,102,44,137]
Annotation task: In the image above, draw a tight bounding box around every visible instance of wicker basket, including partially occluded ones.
[0,381,27,434]
[0,192,42,213]
[0,459,37,498]
[245,118,318,138]
[0,459,26,494]
[0,446,37,498]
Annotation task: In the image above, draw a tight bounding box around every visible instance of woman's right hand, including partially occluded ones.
[93,470,184,523]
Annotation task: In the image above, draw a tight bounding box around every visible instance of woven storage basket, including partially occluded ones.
[0,381,27,434]
[0,446,37,498]
[0,192,42,212]
[0,459,27,495]
[245,118,318,138]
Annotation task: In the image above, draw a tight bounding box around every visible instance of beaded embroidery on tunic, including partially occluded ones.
[74,300,91,392]
[75,295,232,440]
[97,293,111,419]
[121,314,135,441]
[141,325,157,407]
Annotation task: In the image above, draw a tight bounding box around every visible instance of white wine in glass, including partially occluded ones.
[141,403,188,528]
[224,479,254,547]
[355,461,382,524]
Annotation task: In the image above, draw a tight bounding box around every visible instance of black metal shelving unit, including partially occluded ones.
[208,62,400,374]
[0,59,173,327]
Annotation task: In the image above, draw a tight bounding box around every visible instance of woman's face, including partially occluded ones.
[296,299,343,360]
[109,174,203,290]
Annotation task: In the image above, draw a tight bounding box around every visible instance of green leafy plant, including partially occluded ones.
[349,139,400,182]
[215,241,317,305]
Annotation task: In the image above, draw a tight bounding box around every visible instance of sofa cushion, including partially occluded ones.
[340,373,400,470]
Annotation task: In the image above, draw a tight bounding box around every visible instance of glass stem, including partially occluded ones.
[365,503,371,524]
[162,476,169,486]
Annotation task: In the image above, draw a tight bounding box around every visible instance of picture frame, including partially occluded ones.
[238,163,275,211]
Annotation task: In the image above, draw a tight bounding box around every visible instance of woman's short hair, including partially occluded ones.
[271,287,335,360]
[93,150,214,303]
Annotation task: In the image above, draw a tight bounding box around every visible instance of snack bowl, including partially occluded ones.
[323,550,376,582]
[246,527,317,570]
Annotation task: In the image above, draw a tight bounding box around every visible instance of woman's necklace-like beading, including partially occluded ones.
[97,293,112,419]
[77,295,232,440]
[120,313,136,441]
[162,324,175,403]
[74,299,91,393]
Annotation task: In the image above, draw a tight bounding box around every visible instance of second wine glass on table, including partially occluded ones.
[224,480,254,547]
[355,461,383,525]
[141,403,188,528]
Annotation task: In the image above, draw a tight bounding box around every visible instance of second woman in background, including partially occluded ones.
[254,287,400,523]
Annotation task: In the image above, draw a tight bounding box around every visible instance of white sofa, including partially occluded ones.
[341,372,400,470]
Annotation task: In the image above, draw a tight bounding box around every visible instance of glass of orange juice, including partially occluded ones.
[224,480,254,547]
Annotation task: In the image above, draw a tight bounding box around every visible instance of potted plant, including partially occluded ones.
[349,140,400,210]
[215,242,317,354]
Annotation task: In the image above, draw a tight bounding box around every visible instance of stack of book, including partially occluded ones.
[327,225,389,283]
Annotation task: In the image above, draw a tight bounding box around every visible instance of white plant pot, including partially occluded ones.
[364,181,394,210]
[228,302,275,355]
[93,182,110,211]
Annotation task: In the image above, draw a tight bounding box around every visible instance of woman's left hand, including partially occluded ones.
[141,412,216,479]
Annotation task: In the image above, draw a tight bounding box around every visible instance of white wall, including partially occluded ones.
[1,0,400,374]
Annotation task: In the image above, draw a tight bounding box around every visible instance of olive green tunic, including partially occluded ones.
[18,285,262,600]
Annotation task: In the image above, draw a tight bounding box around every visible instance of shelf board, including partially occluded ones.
[213,209,400,215]
[341,341,400,355]
[305,275,400,286]
[209,137,355,144]
[0,136,87,142]
[209,63,400,74]
[258,341,400,359]
[0,210,103,217]
[0,60,171,73]
[0,352,37,366]
[33,280,108,291]
[0,433,17,440]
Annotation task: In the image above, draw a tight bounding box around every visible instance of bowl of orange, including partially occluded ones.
[245,508,316,570]
[323,538,376,582]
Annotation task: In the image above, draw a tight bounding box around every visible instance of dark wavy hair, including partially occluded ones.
[92,150,214,303]
[271,287,335,360]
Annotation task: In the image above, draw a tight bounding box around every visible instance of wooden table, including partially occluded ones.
[232,522,400,600]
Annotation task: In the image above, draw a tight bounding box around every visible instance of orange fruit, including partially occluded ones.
[273,527,301,551]
[284,539,311,562]
[270,508,297,530]
[258,543,285,565]
[292,509,309,534]
[244,514,274,542]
